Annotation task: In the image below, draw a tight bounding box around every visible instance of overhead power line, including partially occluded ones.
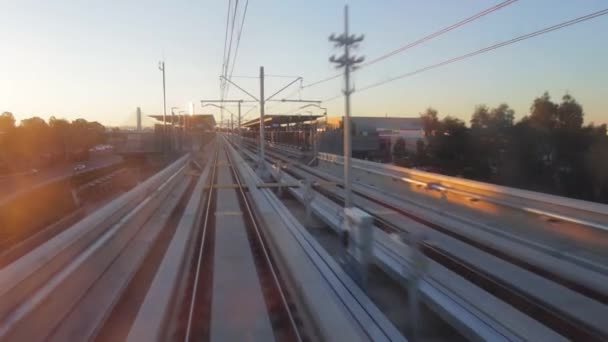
[303,0,518,89]
[301,72,341,89]
[362,0,518,67]
[322,7,608,102]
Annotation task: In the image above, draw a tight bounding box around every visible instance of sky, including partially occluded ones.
[1,0,607,127]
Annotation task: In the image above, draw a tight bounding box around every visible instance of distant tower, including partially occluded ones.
[136,107,142,131]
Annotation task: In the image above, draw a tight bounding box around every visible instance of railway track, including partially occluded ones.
[0,136,409,341]
[242,138,608,341]
[179,141,305,341]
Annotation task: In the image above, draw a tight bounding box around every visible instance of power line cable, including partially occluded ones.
[303,0,518,89]
[322,8,608,102]
[362,0,518,67]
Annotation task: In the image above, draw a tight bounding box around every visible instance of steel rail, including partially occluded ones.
[243,139,608,341]
[184,147,219,341]
[223,137,304,342]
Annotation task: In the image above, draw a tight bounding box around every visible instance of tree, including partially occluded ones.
[469,103,515,180]
[420,107,440,137]
[529,92,558,130]
[429,116,470,175]
[49,116,71,158]
[415,139,426,162]
[87,121,106,145]
[392,137,407,164]
[489,103,515,130]
[0,113,107,169]
[471,104,514,131]
[585,138,608,201]
[557,94,583,130]
[0,112,16,166]
[19,117,52,161]
[0,112,16,133]
[470,105,490,129]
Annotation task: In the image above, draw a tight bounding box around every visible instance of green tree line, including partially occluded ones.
[0,112,106,172]
[395,93,608,203]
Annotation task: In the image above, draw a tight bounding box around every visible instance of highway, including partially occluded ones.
[0,152,123,203]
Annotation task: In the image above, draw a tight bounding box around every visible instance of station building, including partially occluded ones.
[240,114,426,162]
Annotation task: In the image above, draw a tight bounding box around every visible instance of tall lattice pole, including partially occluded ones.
[329,5,364,208]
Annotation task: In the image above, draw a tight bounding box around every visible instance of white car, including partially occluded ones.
[73,164,86,172]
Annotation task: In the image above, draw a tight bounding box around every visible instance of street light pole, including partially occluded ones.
[159,61,167,156]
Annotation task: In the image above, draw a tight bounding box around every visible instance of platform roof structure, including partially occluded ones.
[148,114,216,129]
[242,114,323,129]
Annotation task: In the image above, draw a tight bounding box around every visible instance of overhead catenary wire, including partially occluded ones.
[229,75,260,79]
[263,78,303,113]
[243,105,259,117]
[226,0,250,94]
[222,0,241,97]
[230,75,303,80]
[302,0,519,89]
[220,0,233,99]
[265,74,304,78]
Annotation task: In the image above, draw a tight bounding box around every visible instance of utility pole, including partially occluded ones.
[329,5,364,208]
[259,66,266,176]
[159,61,167,155]
[238,101,242,150]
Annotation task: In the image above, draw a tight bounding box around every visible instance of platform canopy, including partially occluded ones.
[242,114,323,130]
[148,114,216,129]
